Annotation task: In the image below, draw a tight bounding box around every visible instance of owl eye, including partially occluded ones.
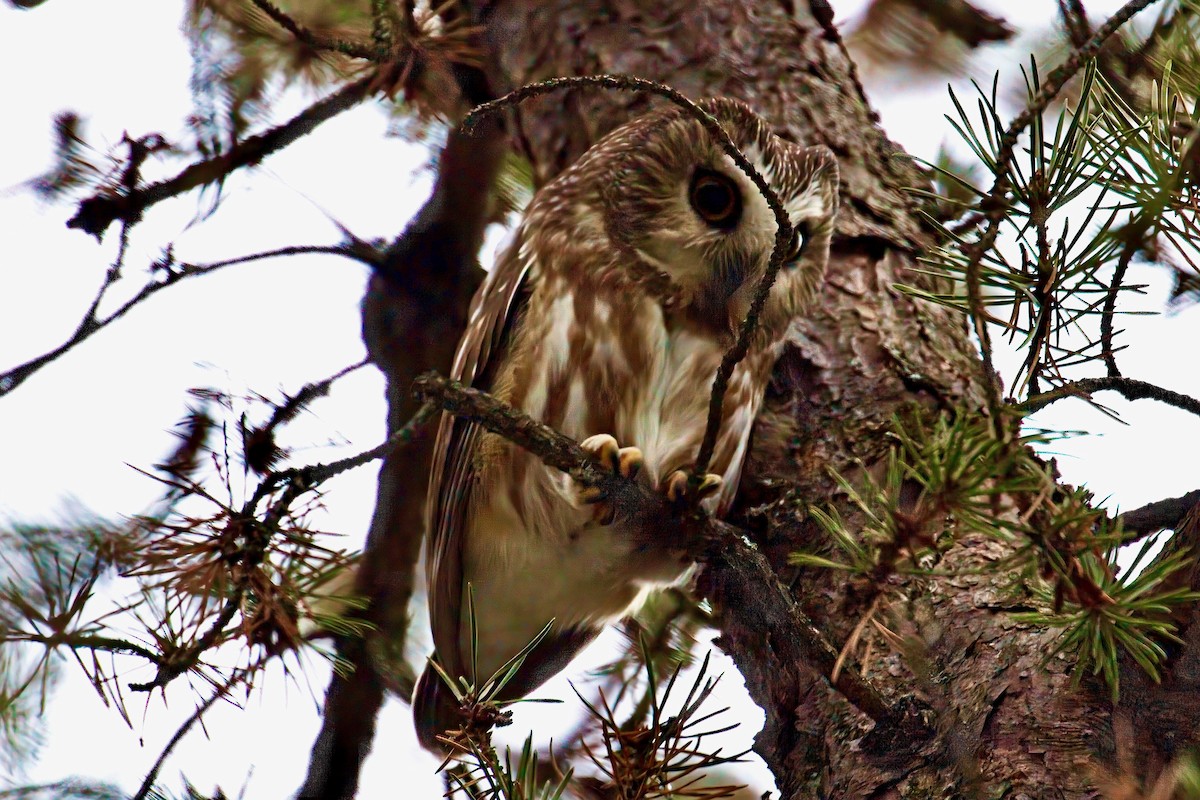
[785,223,809,261]
[689,169,742,229]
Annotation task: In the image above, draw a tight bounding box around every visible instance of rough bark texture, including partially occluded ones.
[453,0,1132,796]
[316,0,1200,797]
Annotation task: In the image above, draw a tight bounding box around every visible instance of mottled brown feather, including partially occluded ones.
[415,98,838,751]
[425,230,534,685]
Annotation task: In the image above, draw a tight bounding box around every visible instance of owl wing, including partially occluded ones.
[426,233,533,685]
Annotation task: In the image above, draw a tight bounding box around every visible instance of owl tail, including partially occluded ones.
[413,625,603,753]
[412,662,461,753]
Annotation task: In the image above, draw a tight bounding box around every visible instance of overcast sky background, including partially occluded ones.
[1,1,1196,797]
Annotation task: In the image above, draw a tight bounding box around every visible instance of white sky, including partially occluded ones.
[0,0,1196,798]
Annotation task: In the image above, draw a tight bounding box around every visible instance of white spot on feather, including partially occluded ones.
[523,292,575,420]
[546,292,574,373]
[563,378,587,438]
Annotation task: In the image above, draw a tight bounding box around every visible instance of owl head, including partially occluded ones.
[538,98,838,334]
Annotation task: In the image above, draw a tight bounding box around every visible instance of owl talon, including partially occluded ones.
[573,435,645,524]
[580,434,620,471]
[580,435,642,480]
[578,485,606,505]
[617,446,644,480]
[664,470,724,505]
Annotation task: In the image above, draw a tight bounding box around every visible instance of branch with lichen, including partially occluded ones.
[412,372,922,734]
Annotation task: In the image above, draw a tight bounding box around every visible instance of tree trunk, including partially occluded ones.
[317,1,1200,797]
[450,1,1160,797]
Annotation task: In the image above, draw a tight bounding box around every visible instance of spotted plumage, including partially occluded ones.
[414,98,838,750]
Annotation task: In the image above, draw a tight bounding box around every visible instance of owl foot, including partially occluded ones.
[664,470,724,506]
[575,434,643,525]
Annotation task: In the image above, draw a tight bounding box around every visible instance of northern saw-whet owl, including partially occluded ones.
[414,97,838,750]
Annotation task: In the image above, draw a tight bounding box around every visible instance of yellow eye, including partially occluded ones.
[689,169,741,228]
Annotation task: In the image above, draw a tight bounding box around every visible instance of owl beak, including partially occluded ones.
[697,256,751,320]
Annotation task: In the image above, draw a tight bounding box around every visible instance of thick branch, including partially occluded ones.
[411,371,916,732]
[300,76,507,799]
[66,75,375,237]
[1118,489,1200,536]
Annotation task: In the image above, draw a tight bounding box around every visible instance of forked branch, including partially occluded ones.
[412,371,920,733]
[0,243,374,399]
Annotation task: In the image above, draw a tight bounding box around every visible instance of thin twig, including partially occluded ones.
[412,372,915,731]
[1100,226,1144,377]
[12,633,163,665]
[248,0,380,60]
[247,400,437,513]
[1019,178,1057,392]
[131,656,269,800]
[67,75,375,237]
[252,359,371,448]
[462,74,796,480]
[0,244,371,399]
[186,243,379,273]
[959,0,1162,432]
[129,597,241,692]
[1015,376,1200,417]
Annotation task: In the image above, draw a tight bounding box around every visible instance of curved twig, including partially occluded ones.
[462,74,795,479]
[959,0,1162,432]
[1100,225,1145,378]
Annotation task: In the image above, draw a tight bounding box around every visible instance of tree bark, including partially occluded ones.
[315,0,1200,797]
[446,0,1154,796]
[299,94,507,797]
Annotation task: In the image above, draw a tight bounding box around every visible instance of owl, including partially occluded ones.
[414,97,838,750]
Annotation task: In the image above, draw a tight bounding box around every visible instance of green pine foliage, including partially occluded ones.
[6,0,1200,795]
[793,407,1200,700]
